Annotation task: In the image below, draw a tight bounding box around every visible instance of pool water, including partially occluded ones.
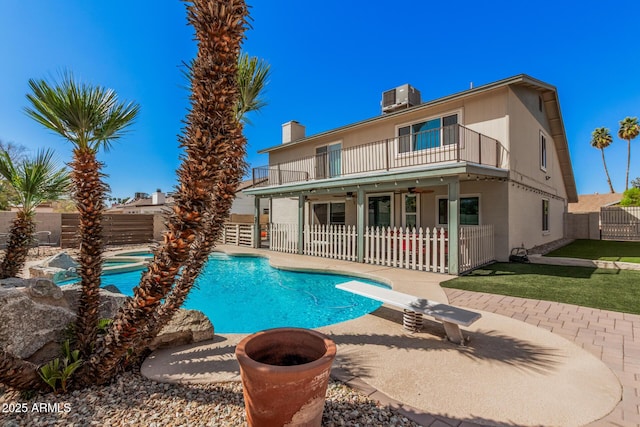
[67,253,388,333]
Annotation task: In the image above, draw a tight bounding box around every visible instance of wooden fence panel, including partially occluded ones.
[601,207,640,241]
[60,214,154,248]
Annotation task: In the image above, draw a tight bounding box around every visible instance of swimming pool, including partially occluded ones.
[65,253,388,333]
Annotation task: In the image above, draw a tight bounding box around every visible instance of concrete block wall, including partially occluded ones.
[565,212,600,240]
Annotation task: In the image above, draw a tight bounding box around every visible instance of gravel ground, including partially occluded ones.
[0,371,419,426]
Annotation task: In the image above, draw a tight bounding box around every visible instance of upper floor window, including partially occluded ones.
[540,133,547,171]
[398,113,459,153]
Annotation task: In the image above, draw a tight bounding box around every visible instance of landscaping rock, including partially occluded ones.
[102,284,122,294]
[149,309,215,350]
[60,284,129,319]
[0,286,74,360]
[0,278,26,289]
[26,277,63,300]
[28,251,80,283]
[40,252,79,270]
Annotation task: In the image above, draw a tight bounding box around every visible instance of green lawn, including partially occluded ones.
[442,262,640,315]
[546,239,640,263]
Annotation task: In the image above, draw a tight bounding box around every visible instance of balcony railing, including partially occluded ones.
[252,124,506,187]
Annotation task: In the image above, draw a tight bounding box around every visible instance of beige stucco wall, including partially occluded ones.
[270,198,299,224]
[0,212,63,245]
[507,86,568,201]
[269,88,510,167]
[507,185,565,253]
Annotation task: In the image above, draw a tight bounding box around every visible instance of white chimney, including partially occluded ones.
[282,121,305,144]
[152,189,165,205]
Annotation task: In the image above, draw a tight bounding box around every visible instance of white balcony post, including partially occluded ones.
[297,195,305,254]
[447,179,460,275]
[357,188,365,262]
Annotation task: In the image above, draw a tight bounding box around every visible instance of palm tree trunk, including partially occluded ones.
[0,212,35,279]
[601,148,615,193]
[131,177,243,359]
[71,149,107,357]
[75,0,249,387]
[626,139,631,191]
[0,350,46,391]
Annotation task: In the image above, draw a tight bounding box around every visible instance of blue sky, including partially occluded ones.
[1,1,639,199]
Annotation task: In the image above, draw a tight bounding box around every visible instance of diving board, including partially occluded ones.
[336,280,481,344]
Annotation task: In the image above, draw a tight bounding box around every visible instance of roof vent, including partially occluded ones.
[381,84,421,114]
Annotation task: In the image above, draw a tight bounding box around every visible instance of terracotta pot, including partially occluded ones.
[235,327,337,427]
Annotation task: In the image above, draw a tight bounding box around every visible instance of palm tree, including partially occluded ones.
[134,55,270,354]
[591,127,616,193]
[78,0,249,385]
[618,117,640,191]
[236,52,271,124]
[24,73,140,356]
[0,149,70,278]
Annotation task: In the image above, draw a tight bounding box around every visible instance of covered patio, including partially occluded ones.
[242,165,505,275]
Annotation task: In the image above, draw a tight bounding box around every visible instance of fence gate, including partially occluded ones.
[61,214,154,248]
[600,206,640,241]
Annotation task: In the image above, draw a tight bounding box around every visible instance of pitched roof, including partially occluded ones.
[568,193,622,213]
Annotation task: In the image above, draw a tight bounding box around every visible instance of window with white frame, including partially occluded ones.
[398,113,459,153]
[437,196,480,226]
[311,202,345,226]
[540,133,547,171]
[402,193,420,229]
[542,199,549,232]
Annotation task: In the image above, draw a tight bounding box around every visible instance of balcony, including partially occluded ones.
[252,124,506,187]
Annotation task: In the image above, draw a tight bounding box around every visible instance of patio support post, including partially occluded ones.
[253,196,261,248]
[357,188,365,262]
[297,195,305,254]
[447,180,460,275]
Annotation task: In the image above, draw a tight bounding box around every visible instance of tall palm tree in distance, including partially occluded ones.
[25,73,140,357]
[618,116,639,191]
[591,127,616,193]
[0,149,70,278]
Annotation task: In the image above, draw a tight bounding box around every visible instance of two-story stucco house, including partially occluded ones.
[243,74,578,275]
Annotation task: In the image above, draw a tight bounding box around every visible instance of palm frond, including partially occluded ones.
[0,149,70,216]
[25,71,140,152]
[236,52,270,124]
[618,116,639,141]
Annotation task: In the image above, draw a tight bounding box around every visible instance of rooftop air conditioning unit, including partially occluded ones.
[381,84,421,114]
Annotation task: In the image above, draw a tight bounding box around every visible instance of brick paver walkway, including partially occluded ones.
[445,289,640,427]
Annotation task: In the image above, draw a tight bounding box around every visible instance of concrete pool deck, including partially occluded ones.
[141,246,625,426]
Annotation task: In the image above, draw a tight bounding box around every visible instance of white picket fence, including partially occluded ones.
[270,223,298,253]
[304,224,358,261]
[268,223,494,274]
[221,223,254,247]
[363,226,449,273]
[459,224,494,272]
